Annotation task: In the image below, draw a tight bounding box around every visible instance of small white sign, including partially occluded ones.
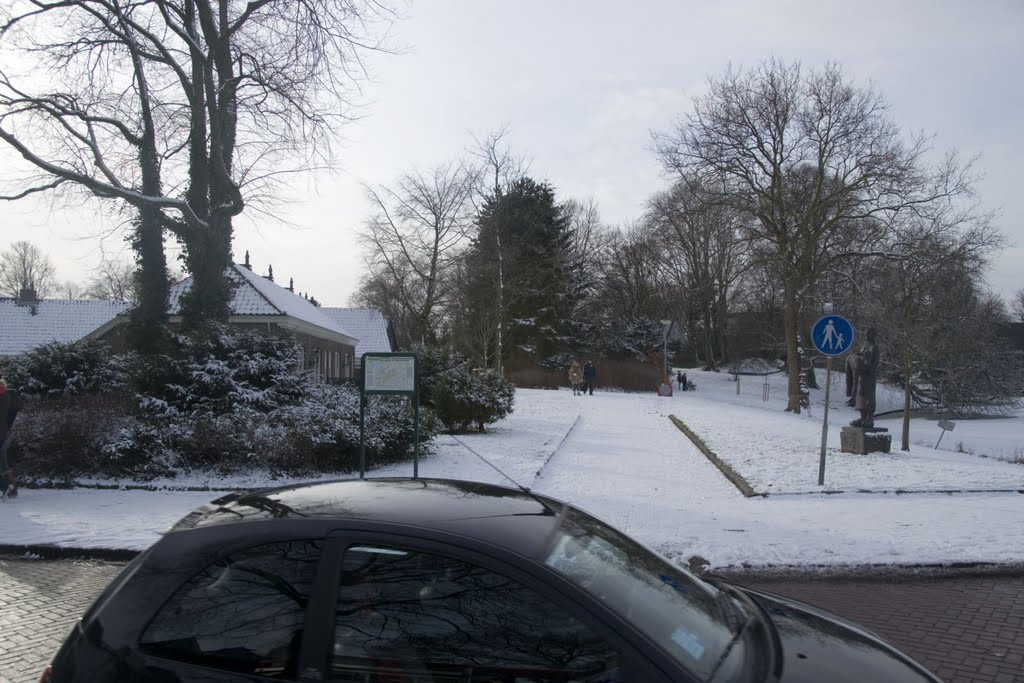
[938,419,955,432]
[364,355,416,393]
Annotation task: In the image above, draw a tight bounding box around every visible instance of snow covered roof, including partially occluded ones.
[320,308,392,361]
[166,264,358,346]
[0,297,131,357]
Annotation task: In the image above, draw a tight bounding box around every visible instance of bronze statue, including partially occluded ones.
[844,353,859,407]
[850,327,880,428]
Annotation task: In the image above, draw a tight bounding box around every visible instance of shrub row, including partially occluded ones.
[13,384,435,481]
[3,329,518,481]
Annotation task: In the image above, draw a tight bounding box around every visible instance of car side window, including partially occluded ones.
[140,540,321,679]
[331,544,622,682]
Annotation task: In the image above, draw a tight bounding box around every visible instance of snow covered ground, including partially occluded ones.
[1,369,1022,571]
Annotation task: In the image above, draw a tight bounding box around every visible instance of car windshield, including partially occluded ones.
[543,506,740,680]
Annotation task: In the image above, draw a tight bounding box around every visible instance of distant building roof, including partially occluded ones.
[162,264,358,346]
[0,297,131,357]
[320,308,392,360]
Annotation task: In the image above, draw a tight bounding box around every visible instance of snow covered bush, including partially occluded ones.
[412,343,516,433]
[0,339,130,397]
[133,323,306,416]
[430,366,515,433]
[61,384,437,480]
[267,384,438,474]
[11,329,437,482]
[12,394,138,480]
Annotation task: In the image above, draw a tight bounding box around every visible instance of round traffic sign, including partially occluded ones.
[811,315,854,356]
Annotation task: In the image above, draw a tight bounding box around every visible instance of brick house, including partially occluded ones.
[90,264,360,381]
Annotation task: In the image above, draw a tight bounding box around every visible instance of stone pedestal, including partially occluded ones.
[840,426,892,454]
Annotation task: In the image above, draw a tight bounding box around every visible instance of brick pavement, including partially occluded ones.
[0,555,123,683]
[733,571,1024,683]
[1,554,1022,683]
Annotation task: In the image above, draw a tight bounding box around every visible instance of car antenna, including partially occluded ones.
[450,435,562,515]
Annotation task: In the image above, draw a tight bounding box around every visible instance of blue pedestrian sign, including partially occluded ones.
[811,315,854,356]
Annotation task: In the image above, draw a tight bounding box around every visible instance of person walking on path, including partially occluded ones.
[1,379,22,499]
[582,361,597,395]
[568,361,583,396]
[677,370,685,391]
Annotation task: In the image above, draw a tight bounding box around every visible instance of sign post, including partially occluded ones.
[360,353,419,479]
[934,419,955,449]
[811,314,855,486]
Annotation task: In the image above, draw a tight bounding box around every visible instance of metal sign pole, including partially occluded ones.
[935,420,955,449]
[361,352,419,479]
[811,312,853,487]
[818,356,833,486]
[359,393,366,479]
[413,395,420,479]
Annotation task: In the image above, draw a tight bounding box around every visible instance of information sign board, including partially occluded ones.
[362,353,417,395]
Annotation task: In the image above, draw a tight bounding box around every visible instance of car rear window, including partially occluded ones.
[330,543,623,681]
[139,540,320,679]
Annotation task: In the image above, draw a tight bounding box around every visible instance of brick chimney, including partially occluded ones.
[16,287,38,306]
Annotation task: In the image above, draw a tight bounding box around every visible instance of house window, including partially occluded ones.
[333,352,340,379]
[296,346,305,373]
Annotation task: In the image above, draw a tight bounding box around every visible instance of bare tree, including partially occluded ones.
[597,224,668,324]
[54,280,86,299]
[467,124,531,203]
[654,59,984,412]
[0,241,56,297]
[857,218,1008,448]
[87,258,136,301]
[358,161,478,347]
[1,0,397,329]
[350,270,417,350]
[1011,288,1024,323]
[648,180,746,369]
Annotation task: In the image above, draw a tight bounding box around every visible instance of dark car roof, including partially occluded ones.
[171,478,569,558]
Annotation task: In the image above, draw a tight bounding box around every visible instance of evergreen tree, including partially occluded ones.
[465,178,573,364]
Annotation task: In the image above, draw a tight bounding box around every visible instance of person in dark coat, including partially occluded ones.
[582,361,597,395]
[0,379,22,498]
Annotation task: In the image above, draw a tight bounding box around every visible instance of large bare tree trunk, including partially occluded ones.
[783,282,803,413]
[703,303,716,371]
[901,354,912,451]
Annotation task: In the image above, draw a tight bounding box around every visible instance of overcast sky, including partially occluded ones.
[4,0,1022,306]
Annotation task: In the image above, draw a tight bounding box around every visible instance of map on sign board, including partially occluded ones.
[364,355,416,393]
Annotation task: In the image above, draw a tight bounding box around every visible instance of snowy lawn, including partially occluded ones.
[668,368,1024,494]
[1,378,1022,571]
